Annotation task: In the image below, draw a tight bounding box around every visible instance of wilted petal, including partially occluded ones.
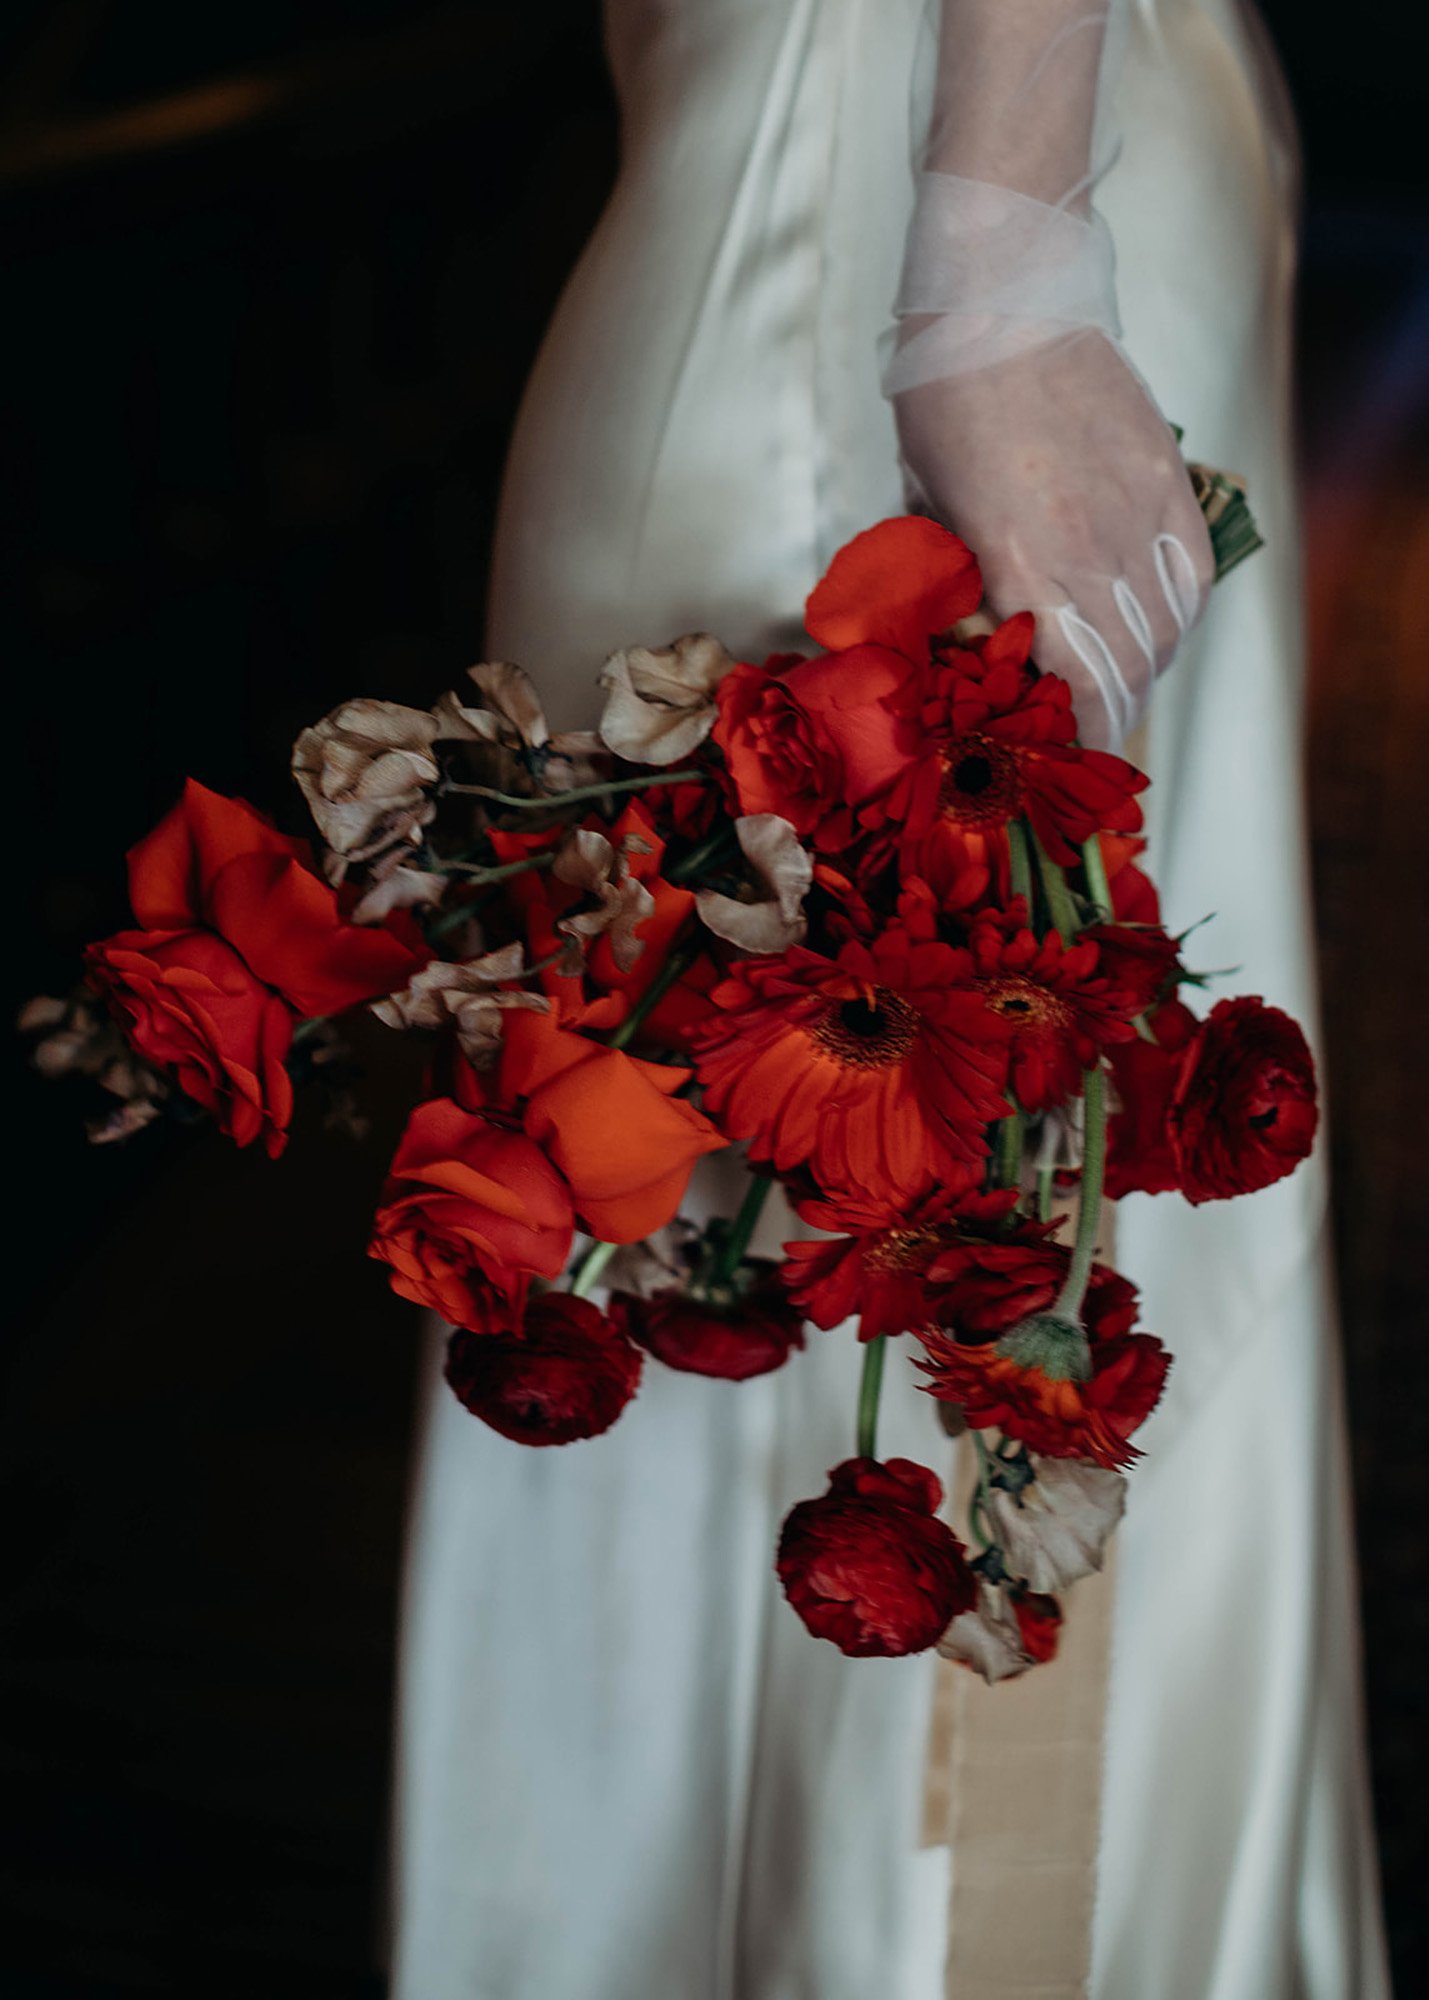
[598,1217,704,1297]
[936,1581,1036,1683]
[986,1456,1126,1593]
[552,829,657,973]
[350,865,448,925]
[292,698,441,874]
[432,662,549,748]
[372,946,548,1067]
[696,813,812,953]
[597,632,735,765]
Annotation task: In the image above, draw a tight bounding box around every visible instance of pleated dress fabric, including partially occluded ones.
[389,3,1390,1995]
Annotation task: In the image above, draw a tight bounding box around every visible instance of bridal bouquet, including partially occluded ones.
[26,500,1316,1680]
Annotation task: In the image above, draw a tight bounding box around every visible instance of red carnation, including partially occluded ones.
[368,1097,575,1328]
[1169,997,1318,1203]
[444,1293,643,1445]
[609,1276,805,1381]
[690,926,1012,1203]
[776,1457,976,1657]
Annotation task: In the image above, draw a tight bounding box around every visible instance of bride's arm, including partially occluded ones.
[889,1,1215,749]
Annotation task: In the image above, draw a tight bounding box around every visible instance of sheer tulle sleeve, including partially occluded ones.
[886,2,1215,749]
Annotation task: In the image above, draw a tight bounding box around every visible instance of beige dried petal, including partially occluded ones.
[936,1582,1037,1684]
[696,812,812,954]
[986,1458,1126,1594]
[17,996,68,1034]
[87,1097,165,1146]
[552,830,657,974]
[350,865,448,926]
[292,698,441,871]
[597,632,735,765]
[600,1218,704,1297]
[22,992,134,1082]
[371,947,548,1067]
[432,661,548,748]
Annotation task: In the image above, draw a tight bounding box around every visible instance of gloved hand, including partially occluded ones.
[885,1,1215,749]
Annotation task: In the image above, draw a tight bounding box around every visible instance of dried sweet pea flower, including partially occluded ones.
[552,828,656,973]
[371,943,550,1068]
[349,860,448,926]
[937,1578,1039,1683]
[19,991,171,1143]
[986,1455,1126,1593]
[434,662,608,794]
[597,632,735,765]
[696,813,812,954]
[291,699,441,883]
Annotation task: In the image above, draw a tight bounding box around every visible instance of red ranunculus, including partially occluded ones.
[966,901,1139,1110]
[1076,920,1182,1015]
[608,1275,805,1380]
[1169,997,1319,1203]
[444,1293,643,1444]
[84,929,294,1155]
[777,1457,976,1656]
[690,926,1012,1202]
[1102,998,1201,1200]
[368,1097,575,1328]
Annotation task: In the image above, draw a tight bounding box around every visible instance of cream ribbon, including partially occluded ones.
[924,1192,1124,1998]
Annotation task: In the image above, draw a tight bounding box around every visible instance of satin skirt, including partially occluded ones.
[390,3,1389,1994]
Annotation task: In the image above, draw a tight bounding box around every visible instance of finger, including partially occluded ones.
[1152,531,1206,648]
[1029,606,1131,751]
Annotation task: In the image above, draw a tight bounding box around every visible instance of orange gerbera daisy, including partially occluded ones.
[689,925,1013,1202]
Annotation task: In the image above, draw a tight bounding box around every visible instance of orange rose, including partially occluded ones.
[496,1010,725,1242]
[369,1097,575,1329]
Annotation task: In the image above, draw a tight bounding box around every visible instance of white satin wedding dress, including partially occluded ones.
[390,4,1389,1995]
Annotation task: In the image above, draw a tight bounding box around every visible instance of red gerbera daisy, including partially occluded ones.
[966,900,1140,1109]
[689,926,1013,1202]
[781,1181,1018,1342]
[875,613,1149,893]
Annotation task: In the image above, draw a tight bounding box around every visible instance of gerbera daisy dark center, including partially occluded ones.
[866,1224,948,1274]
[939,734,1023,825]
[811,987,920,1068]
[983,976,1072,1033]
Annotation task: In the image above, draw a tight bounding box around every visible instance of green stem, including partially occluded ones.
[994,1107,1024,1193]
[444,770,706,812]
[570,1238,618,1299]
[1007,819,1034,911]
[1030,828,1082,943]
[606,935,701,1052]
[856,1335,887,1461]
[1036,1165,1055,1224]
[667,823,739,885]
[1080,833,1113,922]
[1053,1064,1108,1320]
[712,1171,774,1285]
[434,850,557,883]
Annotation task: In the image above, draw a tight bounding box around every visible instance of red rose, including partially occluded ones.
[777,1456,976,1657]
[1012,1590,1062,1664]
[125,778,426,1018]
[609,1276,805,1380]
[444,1294,643,1445]
[1169,997,1318,1203]
[369,1097,575,1328]
[712,647,917,851]
[803,515,983,661]
[84,929,293,1156]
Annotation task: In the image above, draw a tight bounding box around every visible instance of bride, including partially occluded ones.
[389,3,1388,1994]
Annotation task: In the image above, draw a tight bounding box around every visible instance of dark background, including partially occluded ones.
[3,4,1426,1994]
